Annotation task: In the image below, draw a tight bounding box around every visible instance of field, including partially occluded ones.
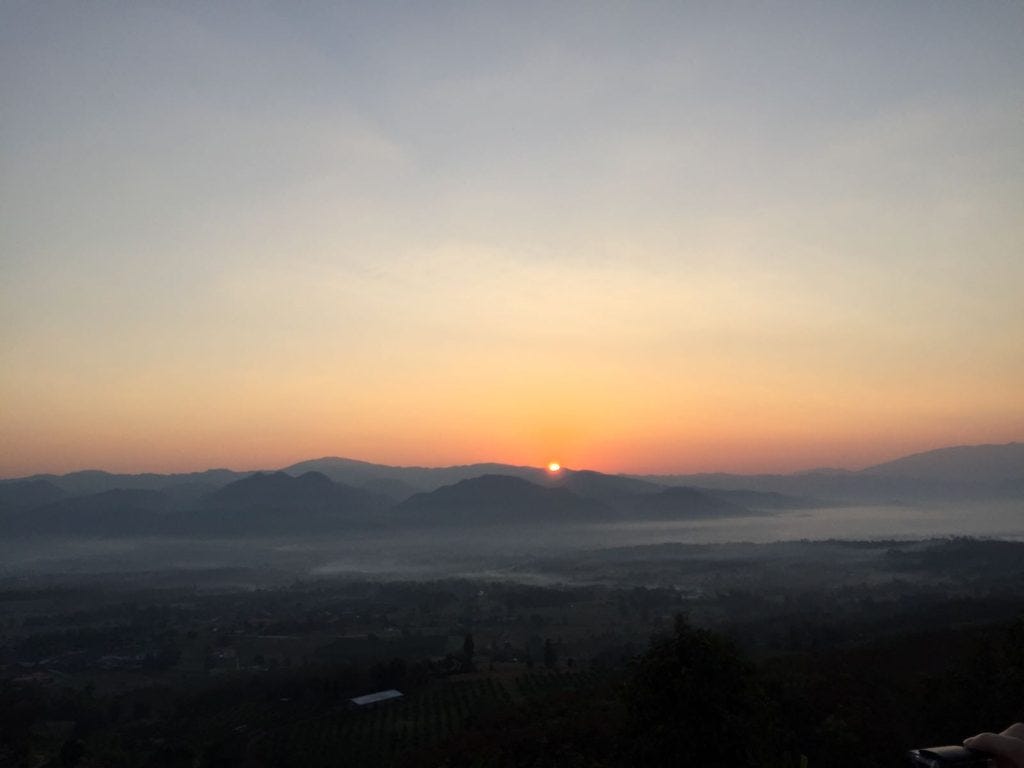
[202,671,599,767]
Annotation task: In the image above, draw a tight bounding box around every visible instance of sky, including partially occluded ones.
[2,1,1023,477]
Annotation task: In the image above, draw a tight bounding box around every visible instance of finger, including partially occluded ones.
[964,733,1024,762]
[1002,724,1024,740]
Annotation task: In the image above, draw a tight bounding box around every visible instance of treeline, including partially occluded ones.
[412,615,1024,768]
[4,613,1023,767]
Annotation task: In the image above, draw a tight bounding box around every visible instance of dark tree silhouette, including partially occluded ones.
[544,638,557,670]
[625,614,781,767]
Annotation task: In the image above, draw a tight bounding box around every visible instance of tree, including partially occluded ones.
[625,614,782,767]
[59,738,86,767]
[543,638,557,670]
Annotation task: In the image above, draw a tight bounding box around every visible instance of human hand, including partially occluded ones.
[964,723,1024,768]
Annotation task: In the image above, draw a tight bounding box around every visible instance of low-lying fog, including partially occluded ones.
[2,500,1021,583]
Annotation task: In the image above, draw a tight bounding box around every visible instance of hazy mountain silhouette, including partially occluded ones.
[2,441,1020,537]
[4,488,171,536]
[632,487,752,519]
[859,442,1024,482]
[637,442,1024,503]
[0,478,67,511]
[205,471,339,507]
[540,469,664,509]
[159,480,228,506]
[391,474,614,526]
[167,471,389,535]
[12,468,248,496]
[283,457,548,493]
[355,476,424,503]
[287,460,665,506]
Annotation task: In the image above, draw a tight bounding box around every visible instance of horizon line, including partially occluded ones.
[2,440,1020,482]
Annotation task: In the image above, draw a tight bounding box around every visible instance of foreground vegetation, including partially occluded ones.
[1,537,1023,767]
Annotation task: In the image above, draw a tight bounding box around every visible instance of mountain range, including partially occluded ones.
[0,442,1019,537]
[638,442,1024,503]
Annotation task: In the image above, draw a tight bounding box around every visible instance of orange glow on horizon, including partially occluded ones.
[1,6,1022,482]
[2,416,1023,479]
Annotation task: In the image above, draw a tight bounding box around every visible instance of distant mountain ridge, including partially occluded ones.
[172,471,389,535]
[392,474,763,526]
[3,468,249,497]
[0,441,1019,537]
[203,470,379,509]
[636,442,1024,503]
[859,442,1024,482]
[631,486,751,519]
[392,474,615,526]
[5,441,1019,495]
[282,457,549,496]
[0,478,67,511]
[4,488,171,536]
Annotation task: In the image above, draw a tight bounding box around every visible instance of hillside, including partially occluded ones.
[3,440,1021,536]
[860,442,1024,482]
[172,471,389,535]
[283,457,549,494]
[631,486,752,519]
[0,479,67,511]
[3,488,171,536]
[392,474,614,526]
[635,441,1024,503]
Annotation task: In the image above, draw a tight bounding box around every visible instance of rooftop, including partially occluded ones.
[349,689,403,707]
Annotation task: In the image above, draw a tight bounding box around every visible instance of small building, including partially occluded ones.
[348,689,403,709]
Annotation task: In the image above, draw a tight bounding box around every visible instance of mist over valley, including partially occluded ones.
[1,442,1021,583]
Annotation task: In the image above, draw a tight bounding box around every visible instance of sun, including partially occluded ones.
[547,462,561,473]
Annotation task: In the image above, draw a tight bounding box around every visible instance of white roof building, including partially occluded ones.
[349,689,404,707]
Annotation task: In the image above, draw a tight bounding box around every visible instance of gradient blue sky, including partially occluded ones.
[2,2,1022,476]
